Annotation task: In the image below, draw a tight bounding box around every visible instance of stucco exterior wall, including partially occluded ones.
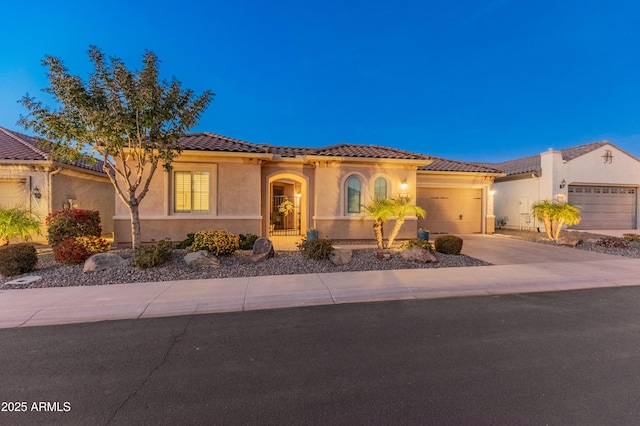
[493,177,541,230]
[52,170,115,235]
[114,152,264,245]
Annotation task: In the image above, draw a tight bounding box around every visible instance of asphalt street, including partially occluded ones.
[2,286,640,425]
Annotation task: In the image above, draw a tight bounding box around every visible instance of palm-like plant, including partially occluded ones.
[0,207,41,246]
[360,198,395,249]
[531,200,581,241]
[386,197,426,248]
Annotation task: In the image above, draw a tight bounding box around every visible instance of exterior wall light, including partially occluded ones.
[32,186,41,199]
[489,190,496,195]
[401,179,408,191]
[559,179,566,189]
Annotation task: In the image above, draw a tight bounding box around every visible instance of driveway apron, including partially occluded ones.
[460,234,623,265]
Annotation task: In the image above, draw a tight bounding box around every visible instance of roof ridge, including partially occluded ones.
[0,126,50,159]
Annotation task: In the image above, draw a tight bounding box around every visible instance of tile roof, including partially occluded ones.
[176,133,269,154]
[489,141,630,176]
[310,143,429,160]
[0,126,106,174]
[419,157,504,173]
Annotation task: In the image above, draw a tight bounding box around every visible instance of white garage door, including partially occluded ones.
[0,179,26,208]
[568,185,637,230]
[416,188,482,234]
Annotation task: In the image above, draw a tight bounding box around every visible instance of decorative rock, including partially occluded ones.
[375,249,392,260]
[329,248,352,265]
[83,253,127,273]
[557,235,582,247]
[401,246,438,263]
[184,250,220,267]
[252,237,275,262]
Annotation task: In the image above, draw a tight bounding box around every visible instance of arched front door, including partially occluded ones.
[267,173,307,237]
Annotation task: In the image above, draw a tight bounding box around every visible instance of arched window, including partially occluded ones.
[374,177,387,201]
[346,175,361,214]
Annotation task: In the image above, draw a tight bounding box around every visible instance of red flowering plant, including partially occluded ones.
[45,209,102,246]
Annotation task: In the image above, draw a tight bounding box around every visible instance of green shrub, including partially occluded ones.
[132,240,174,268]
[176,233,195,249]
[239,234,260,250]
[434,235,463,255]
[623,233,640,243]
[297,238,334,260]
[53,236,111,264]
[596,236,631,249]
[46,209,102,246]
[0,207,41,246]
[400,239,434,252]
[191,230,239,256]
[0,243,38,277]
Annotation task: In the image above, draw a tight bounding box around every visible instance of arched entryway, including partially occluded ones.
[267,172,308,237]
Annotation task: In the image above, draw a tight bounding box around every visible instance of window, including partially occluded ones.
[374,177,387,201]
[174,171,209,213]
[346,176,361,214]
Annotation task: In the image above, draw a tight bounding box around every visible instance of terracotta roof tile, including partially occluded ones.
[420,157,503,173]
[176,133,269,153]
[311,143,429,160]
[0,126,105,174]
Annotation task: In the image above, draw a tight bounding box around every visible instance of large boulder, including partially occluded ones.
[557,234,582,247]
[83,253,127,273]
[401,246,438,263]
[184,250,220,267]
[329,248,352,266]
[252,237,275,262]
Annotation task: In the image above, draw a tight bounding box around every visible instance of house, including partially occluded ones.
[0,126,115,243]
[489,141,640,230]
[113,133,504,246]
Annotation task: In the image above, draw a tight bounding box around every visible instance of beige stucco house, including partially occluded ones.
[113,133,504,246]
[0,126,115,243]
[489,141,640,230]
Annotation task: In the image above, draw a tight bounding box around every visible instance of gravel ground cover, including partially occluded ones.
[0,247,490,290]
[495,228,640,257]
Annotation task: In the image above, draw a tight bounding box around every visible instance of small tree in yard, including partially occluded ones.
[361,198,395,249]
[531,200,582,241]
[19,46,213,249]
[386,197,426,248]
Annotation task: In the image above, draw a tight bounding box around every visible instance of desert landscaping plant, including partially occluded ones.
[0,243,38,276]
[400,239,434,252]
[297,238,334,260]
[46,209,102,246]
[239,233,260,250]
[0,207,41,247]
[531,200,581,241]
[386,197,426,248]
[360,198,396,249]
[53,235,111,264]
[434,235,464,255]
[190,230,239,256]
[132,240,174,268]
[623,233,640,243]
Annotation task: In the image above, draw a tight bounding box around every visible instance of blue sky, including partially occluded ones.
[1,0,639,162]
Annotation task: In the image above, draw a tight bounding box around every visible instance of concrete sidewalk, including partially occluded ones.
[2,251,640,328]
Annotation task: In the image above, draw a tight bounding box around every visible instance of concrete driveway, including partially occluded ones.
[461,233,623,265]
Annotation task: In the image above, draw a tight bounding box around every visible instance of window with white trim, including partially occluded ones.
[346,175,361,214]
[174,171,210,213]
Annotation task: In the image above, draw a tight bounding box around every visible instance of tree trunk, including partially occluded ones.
[553,219,565,241]
[542,215,553,239]
[386,218,405,248]
[129,203,141,250]
[373,221,384,249]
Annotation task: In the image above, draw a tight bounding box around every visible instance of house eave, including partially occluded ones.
[418,169,506,178]
[303,155,431,166]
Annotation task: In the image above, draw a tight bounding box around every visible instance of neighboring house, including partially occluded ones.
[0,126,115,243]
[113,133,504,245]
[488,141,640,230]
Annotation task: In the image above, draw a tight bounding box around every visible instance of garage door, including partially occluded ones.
[416,188,482,234]
[568,185,637,230]
[0,179,26,208]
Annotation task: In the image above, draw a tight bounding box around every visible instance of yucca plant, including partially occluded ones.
[0,207,41,246]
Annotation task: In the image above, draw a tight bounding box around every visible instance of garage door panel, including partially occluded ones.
[0,180,27,208]
[417,188,482,234]
[568,185,637,230]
